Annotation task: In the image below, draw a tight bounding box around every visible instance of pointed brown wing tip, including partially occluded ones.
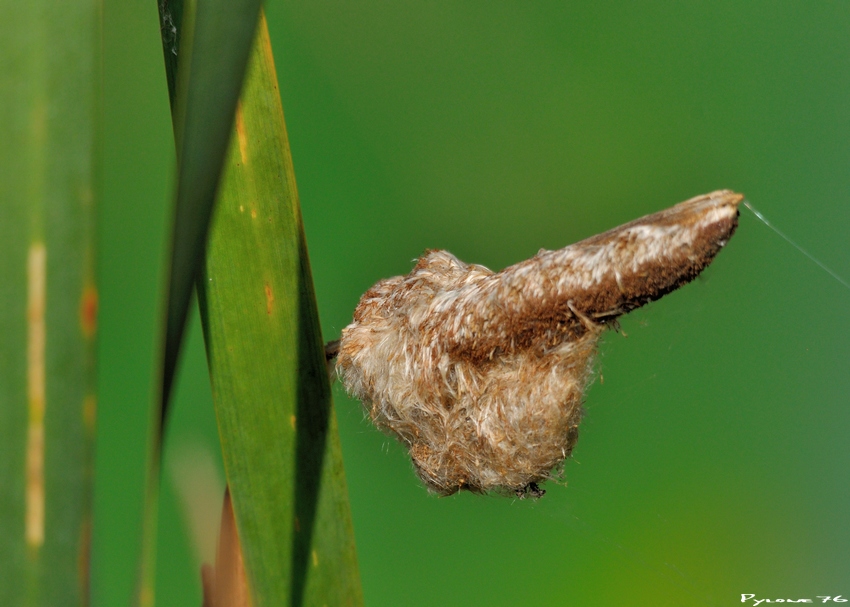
[660,190,743,234]
[682,189,744,209]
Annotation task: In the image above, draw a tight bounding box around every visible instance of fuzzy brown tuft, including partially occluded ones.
[337,190,742,495]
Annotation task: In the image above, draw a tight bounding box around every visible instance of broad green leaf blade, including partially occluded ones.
[197,15,363,607]
[0,1,99,605]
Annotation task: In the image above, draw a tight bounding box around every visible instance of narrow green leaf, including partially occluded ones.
[159,0,263,424]
[197,15,363,607]
[137,0,262,604]
[0,0,100,605]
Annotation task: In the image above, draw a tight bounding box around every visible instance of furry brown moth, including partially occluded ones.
[335,190,743,497]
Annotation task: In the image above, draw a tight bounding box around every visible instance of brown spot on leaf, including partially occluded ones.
[80,285,98,338]
[235,102,248,165]
[264,283,274,315]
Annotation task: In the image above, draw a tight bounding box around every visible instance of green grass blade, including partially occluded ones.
[197,15,363,607]
[136,0,262,604]
[159,0,263,423]
[0,1,100,605]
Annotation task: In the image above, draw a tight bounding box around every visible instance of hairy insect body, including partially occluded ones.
[337,190,743,495]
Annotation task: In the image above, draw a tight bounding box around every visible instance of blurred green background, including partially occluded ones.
[97,2,850,606]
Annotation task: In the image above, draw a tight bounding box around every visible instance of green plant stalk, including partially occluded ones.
[197,15,363,607]
[0,1,100,605]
